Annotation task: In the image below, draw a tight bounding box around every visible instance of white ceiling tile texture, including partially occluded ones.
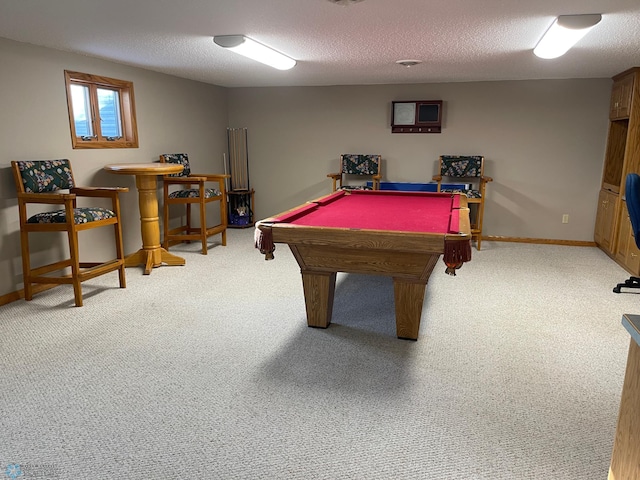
[0,0,638,87]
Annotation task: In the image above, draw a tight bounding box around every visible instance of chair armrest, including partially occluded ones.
[164,176,207,185]
[72,187,129,198]
[432,175,442,182]
[327,173,341,179]
[481,176,493,183]
[17,192,75,204]
[189,173,230,181]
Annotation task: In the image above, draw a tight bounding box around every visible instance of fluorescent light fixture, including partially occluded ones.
[213,35,296,70]
[534,14,602,59]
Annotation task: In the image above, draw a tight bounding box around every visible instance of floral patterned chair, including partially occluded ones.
[327,154,382,191]
[159,153,230,255]
[11,159,128,306]
[432,155,493,250]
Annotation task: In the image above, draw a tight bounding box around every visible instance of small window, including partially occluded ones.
[64,70,139,149]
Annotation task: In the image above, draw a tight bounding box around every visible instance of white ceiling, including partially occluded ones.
[1,0,639,88]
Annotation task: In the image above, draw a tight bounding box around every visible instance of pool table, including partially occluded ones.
[255,190,471,340]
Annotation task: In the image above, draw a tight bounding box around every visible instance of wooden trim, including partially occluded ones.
[0,284,57,307]
[484,235,596,247]
[613,67,640,81]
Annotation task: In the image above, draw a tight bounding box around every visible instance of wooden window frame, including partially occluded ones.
[64,70,139,149]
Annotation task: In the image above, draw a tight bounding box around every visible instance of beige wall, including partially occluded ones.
[0,36,616,300]
[228,79,611,240]
[0,38,228,298]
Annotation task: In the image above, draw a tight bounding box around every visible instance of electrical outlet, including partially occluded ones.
[562,214,569,224]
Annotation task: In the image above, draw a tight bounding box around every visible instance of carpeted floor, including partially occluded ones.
[0,228,637,479]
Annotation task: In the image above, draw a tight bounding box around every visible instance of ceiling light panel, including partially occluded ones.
[534,14,602,59]
[214,35,296,70]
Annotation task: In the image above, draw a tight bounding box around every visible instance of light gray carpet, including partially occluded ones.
[0,228,638,480]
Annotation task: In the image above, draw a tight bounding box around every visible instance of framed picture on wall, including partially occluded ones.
[391,100,442,133]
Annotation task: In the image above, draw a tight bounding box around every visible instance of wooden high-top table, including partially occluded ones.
[104,162,185,275]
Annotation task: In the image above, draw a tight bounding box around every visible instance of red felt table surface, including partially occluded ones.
[275,190,462,234]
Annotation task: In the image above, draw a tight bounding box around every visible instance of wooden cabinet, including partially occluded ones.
[596,67,640,271]
[610,73,634,120]
[595,189,619,253]
[615,201,640,273]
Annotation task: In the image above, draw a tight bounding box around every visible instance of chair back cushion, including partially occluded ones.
[160,153,190,177]
[341,154,380,175]
[626,173,640,250]
[440,155,483,178]
[15,160,74,193]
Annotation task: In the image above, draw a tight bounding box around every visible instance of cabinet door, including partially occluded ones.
[616,203,640,274]
[610,74,634,120]
[616,202,631,262]
[595,189,618,253]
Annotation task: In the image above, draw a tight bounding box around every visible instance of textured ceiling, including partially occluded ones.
[1,0,639,88]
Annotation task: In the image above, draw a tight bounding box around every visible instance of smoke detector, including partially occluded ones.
[396,59,423,67]
[327,0,365,5]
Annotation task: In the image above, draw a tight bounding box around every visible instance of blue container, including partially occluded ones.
[366,181,471,192]
[229,213,252,226]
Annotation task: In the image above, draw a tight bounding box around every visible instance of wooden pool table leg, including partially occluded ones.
[301,271,337,328]
[393,279,427,340]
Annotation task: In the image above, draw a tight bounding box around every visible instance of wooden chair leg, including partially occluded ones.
[114,222,127,288]
[186,203,192,244]
[67,228,83,307]
[220,197,227,246]
[20,230,33,301]
[199,200,208,255]
[476,201,485,251]
[163,199,170,250]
